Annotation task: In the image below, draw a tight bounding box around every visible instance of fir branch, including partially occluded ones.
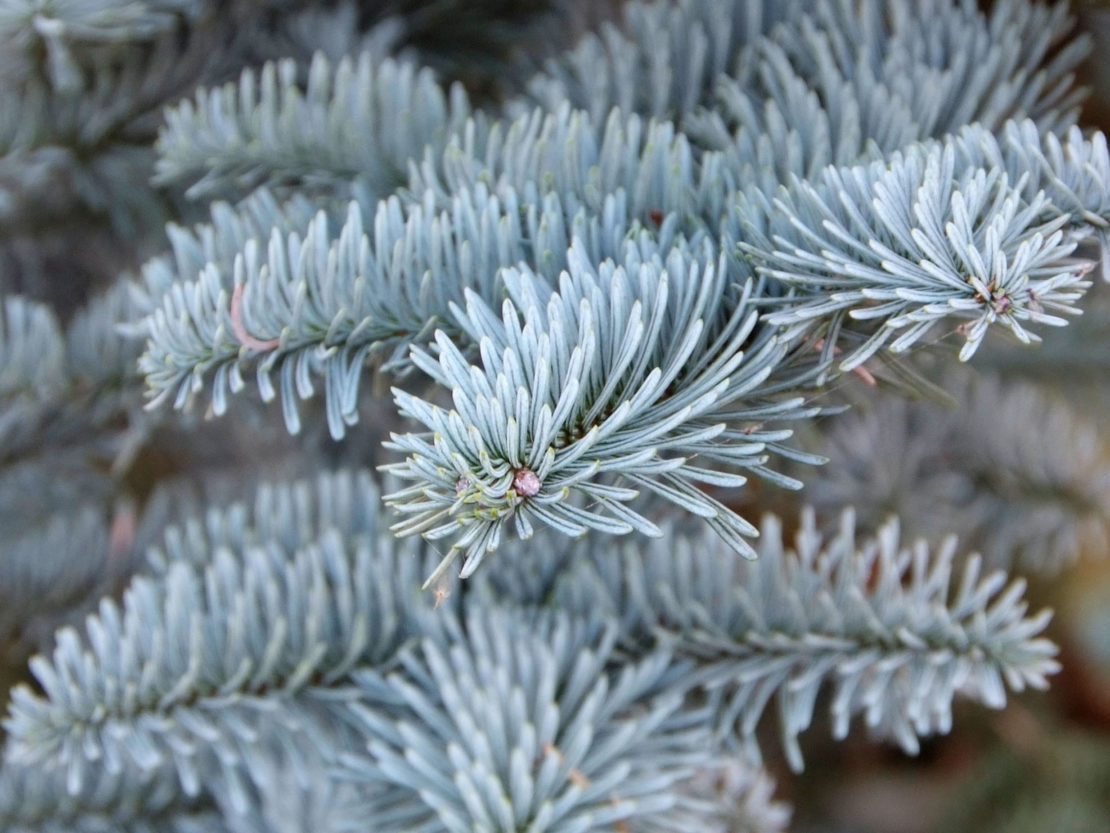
[0,757,223,833]
[954,120,1110,273]
[382,241,809,584]
[545,509,1059,771]
[139,102,752,439]
[688,0,1086,182]
[0,3,202,52]
[138,183,640,438]
[737,131,1095,370]
[142,468,393,573]
[3,521,434,798]
[338,608,711,833]
[135,188,320,305]
[409,104,731,232]
[670,757,791,833]
[803,369,1110,573]
[0,507,117,659]
[65,282,145,387]
[0,0,205,92]
[141,74,839,441]
[208,750,356,833]
[2,4,1104,829]
[0,286,153,474]
[0,287,146,463]
[973,278,1110,378]
[0,20,224,246]
[521,0,800,123]
[0,296,66,398]
[123,185,318,422]
[154,52,472,202]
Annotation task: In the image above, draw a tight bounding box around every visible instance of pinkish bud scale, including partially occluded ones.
[512,468,542,497]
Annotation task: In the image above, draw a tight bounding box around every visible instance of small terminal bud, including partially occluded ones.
[512,468,542,497]
[455,475,472,496]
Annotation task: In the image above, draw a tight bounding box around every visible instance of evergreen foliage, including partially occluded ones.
[2,471,1057,830]
[522,509,1059,772]
[155,53,473,202]
[2,0,1109,830]
[803,369,1110,572]
[3,477,434,802]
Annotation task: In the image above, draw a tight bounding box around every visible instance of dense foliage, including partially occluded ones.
[2,1,1109,831]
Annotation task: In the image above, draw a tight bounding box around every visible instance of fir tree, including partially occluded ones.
[2,1,1109,830]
